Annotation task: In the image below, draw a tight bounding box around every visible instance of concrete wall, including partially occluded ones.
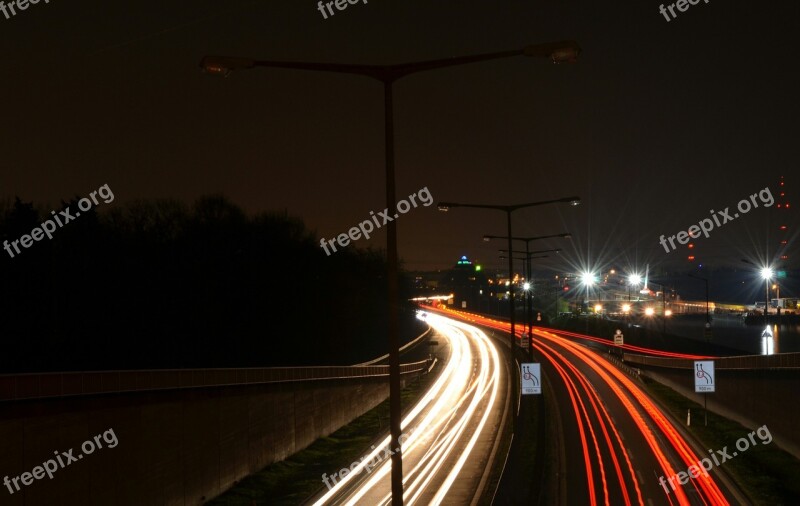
[626,358,800,459]
[0,376,401,505]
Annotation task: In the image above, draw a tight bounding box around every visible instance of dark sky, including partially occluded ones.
[2,0,798,273]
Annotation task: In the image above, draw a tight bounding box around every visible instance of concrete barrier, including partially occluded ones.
[0,362,428,505]
[623,352,800,459]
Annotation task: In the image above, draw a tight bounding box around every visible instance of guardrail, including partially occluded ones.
[0,360,431,403]
[623,352,800,370]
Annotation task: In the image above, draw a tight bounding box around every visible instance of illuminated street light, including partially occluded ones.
[581,271,596,286]
[627,273,642,302]
[665,309,673,317]
[743,259,774,327]
[644,307,655,316]
[594,304,603,313]
[622,304,631,313]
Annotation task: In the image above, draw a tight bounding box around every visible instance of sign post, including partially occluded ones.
[694,360,715,426]
[521,363,541,395]
[613,329,624,346]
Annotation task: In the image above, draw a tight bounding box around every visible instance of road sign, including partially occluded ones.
[521,363,541,395]
[613,329,624,346]
[694,360,715,392]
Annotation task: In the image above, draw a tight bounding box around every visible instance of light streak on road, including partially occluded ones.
[313,312,503,505]
[441,307,715,359]
[431,306,732,505]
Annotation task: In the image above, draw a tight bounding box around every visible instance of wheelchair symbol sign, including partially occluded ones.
[521,363,541,395]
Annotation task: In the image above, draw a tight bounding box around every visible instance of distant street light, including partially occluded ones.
[438,198,580,357]
[742,259,772,327]
[201,41,581,504]
[628,273,642,302]
[487,233,570,346]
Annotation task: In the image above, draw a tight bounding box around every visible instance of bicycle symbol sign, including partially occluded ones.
[521,363,541,395]
[694,360,715,392]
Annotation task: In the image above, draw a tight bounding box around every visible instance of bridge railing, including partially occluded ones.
[0,360,430,403]
[623,352,800,370]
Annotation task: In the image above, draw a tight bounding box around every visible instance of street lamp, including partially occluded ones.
[581,271,596,287]
[687,272,710,333]
[628,273,642,302]
[202,41,581,504]
[486,233,570,345]
[742,259,772,326]
[438,197,580,358]
[579,271,596,333]
[500,250,553,352]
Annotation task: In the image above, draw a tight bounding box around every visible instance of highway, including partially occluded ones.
[309,311,509,506]
[436,307,744,505]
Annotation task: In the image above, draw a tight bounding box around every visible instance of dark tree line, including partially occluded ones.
[0,195,422,373]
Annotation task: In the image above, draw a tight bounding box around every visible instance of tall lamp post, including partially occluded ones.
[200,41,580,505]
[687,272,710,337]
[580,271,597,333]
[438,197,580,357]
[499,248,561,345]
[486,233,570,347]
[628,273,642,302]
[742,259,773,326]
[500,252,551,353]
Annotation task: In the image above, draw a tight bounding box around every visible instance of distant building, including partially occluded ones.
[438,256,491,310]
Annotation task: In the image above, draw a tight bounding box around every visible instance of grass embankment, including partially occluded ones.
[641,376,800,504]
[207,366,438,506]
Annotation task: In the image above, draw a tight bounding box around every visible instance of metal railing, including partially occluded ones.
[623,352,800,370]
[0,360,431,403]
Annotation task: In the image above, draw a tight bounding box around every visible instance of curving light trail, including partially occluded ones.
[431,306,731,505]
[441,307,716,359]
[314,312,504,506]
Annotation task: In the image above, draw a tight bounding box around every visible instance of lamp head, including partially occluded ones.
[523,40,581,64]
[200,55,256,76]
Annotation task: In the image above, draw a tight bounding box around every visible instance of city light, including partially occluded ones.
[628,274,642,285]
[622,304,631,313]
[644,307,655,316]
[581,271,597,286]
[761,267,774,280]
[594,304,603,313]
[665,310,673,317]
[523,282,531,291]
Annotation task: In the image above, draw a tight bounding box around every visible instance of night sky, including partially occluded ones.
[2,0,798,273]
